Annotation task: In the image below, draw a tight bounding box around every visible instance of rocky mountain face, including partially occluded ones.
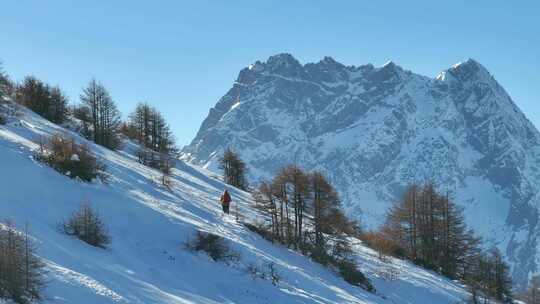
[181,53,540,287]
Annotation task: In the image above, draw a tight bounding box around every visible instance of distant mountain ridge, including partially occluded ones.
[182,53,540,287]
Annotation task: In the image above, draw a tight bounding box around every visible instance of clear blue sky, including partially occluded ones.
[1,1,538,146]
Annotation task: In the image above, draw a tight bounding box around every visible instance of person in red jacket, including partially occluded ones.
[220,189,232,214]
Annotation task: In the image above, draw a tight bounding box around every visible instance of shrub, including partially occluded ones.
[244,221,375,292]
[36,134,105,182]
[246,263,265,280]
[309,244,336,266]
[265,262,281,286]
[337,259,375,292]
[361,231,406,260]
[184,231,239,263]
[61,203,111,248]
[0,221,46,304]
[72,105,93,140]
[245,262,281,286]
[377,266,400,281]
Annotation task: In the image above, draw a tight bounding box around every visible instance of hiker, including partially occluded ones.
[220,189,231,214]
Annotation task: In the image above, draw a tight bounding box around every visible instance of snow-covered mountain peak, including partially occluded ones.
[263,53,305,77]
[316,56,345,69]
[266,52,300,66]
[381,60,398,68]
[371,60,409,83]
[442,58,493,84]
[183,53,540,287]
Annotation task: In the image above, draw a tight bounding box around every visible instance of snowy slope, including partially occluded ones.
[0,101,471,303]
[182,54,540,287]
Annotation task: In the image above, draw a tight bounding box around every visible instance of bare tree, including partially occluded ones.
[254,181,280,240]
[271,165,310,247]
[0,221,46,303]
[159,153,174,189]
[255,167,354,251]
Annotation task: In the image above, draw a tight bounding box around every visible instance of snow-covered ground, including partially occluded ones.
[0,102,470,303]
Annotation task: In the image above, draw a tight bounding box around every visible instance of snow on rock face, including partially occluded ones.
[182,53,540,287]
[70,154,80,162]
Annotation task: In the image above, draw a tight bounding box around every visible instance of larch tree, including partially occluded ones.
[219,148,247,190]
[47,86,69,124]
[15,76,69,124]
[382,183,515,302]
[521,275,540,304]
[383,183,481,279]
[254,181,280,240]
[272,165,310,247]
[310,171,341,248]
[490,247,513,303]
[252,166,372,291]
[0,62,11,99]
[0,221,46,303]
[80,79,121,150]
[127,102,177,174]
[255,167,354,251]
